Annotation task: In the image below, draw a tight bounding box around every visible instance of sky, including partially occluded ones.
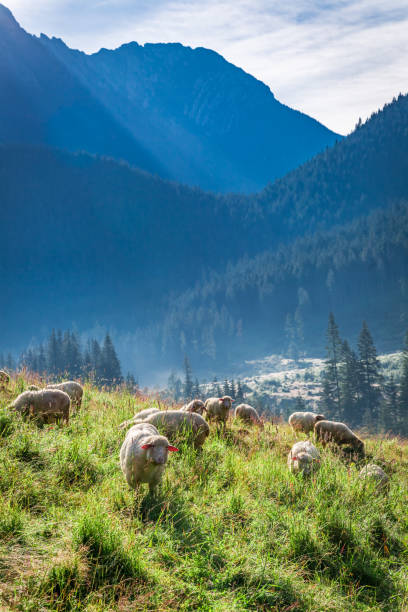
[5,0,408,134]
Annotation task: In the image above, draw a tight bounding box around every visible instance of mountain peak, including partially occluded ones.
[0,4,20,30]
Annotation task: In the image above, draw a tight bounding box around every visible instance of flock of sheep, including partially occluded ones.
[1,370,389,494]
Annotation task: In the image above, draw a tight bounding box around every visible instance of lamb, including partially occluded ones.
[288,411,326,434]
[120,422,178,493]
[46,381,83,409]
[204,396,234,427]
[288,440,320,475]
[9,389,70,425]
[314,420,365,454]
[180,399,206,415]
[0,370,10,385]
[119,407,161,430]
[144,410,210,449]
[234,403,261,425]
[359,464,389,489]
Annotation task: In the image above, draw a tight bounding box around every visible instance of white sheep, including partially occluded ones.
[9,389,70,424]
[120,422,178,493]
[288,440,320,475]
[288,411,325,434]
[46,381,83,409]
[234,403,261,425]
[359,464,389,489]
[314,420,364,454]
[180,399,206,415]
[204,396,234,427]
[144,410,210,449]
[119,407,161,430]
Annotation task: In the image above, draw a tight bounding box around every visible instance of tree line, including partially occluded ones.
[0,329,124,387]
[166,356,246,404]
[320,313,408,435]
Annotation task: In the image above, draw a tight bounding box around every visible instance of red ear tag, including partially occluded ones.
[141,444,153,449]
[167,446,179,452]
[292,456,298,461]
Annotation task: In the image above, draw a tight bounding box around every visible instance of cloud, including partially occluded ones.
[5,0,408,133]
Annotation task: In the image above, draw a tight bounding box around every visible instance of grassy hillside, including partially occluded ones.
[1,377,407,611]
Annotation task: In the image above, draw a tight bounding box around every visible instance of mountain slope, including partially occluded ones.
[0,5,163,175]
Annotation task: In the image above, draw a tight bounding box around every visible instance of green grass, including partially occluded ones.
[1,378,408,610]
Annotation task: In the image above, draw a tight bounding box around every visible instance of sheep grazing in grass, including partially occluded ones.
[46,381,83,409]
[359,464,389,490]
[234,403,261,425]
[288,411,326,434]
[144,410,210,449]
[9,389,70,425]
[119,407,161,430]
[288,441,320,475]
[180,399,206,415]
[120,422,178,493]
[204,396,234,428]
[0,370,10,385]
[314,420,365,455]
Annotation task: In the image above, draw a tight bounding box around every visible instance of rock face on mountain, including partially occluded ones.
[0,4,163,175]
[0,4,339,193]
[40,35,340,192]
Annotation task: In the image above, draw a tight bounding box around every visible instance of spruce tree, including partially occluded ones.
[193,378,201,399]
[381,375,399,434]
[320,313,342,419]
[183,356,194,400]
[223,379,231,396]
[358,321,381,430]
[47,329,59,375]
[236,380,244,403]
[339,340,362,426]
[101,334,122,386]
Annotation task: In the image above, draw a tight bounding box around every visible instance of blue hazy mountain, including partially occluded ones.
[1,94,407,373]
[0,4,163,175]
[0,3,339,192]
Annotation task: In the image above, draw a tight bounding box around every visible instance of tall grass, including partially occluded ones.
[0,375,407,610]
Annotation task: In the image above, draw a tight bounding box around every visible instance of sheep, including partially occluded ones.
[144,410,210,449]
[359,464,389,490]
[119,407,161,430]
[288,440,320,475]
[0,370,10,385]
[180,399,206,415]
[314,420,364,455]
[288,411,326,434]
[234,403,261,425]
[46,381,83,409]
[120,422,178,493]
[204,396,234,428]
[9,389,70,425]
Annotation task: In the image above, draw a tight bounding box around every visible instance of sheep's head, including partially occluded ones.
[219,396,234,409]
[314,414,326,423]
[141,435,179,465]
[292,452,316,475]
[189,400,206,414]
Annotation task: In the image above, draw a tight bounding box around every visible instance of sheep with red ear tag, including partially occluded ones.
[288,440,320,475]
[120,422,178,494]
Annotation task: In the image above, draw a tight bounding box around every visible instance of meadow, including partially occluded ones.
[0,375,407,611]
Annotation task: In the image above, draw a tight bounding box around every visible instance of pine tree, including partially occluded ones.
[320,313,342,419]
[101,334,122,386]
[126,373,137,392]
[47,329,59,375]
[183,355,194,400]
[339,340,362,426]
[380,376,399,434]
[91,339,103,382]
[230,379,237,400]
[236,380,244,403]
[223,379,231,396]
[358,321,381,430]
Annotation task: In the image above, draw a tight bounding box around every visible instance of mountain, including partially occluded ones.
[1,94,408,377]
[0,3,340,193]
[0,4,163,175]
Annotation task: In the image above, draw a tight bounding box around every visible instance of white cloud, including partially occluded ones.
[5,0,408,133]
